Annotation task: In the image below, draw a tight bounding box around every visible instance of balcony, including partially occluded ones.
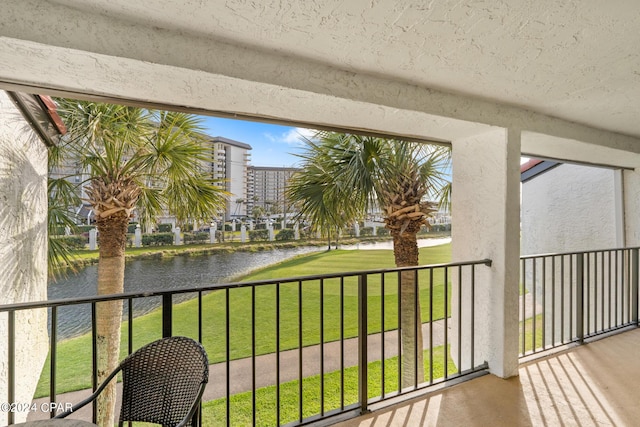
[336,327,640,426]
[2,246,639,425]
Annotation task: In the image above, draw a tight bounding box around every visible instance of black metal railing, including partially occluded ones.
[2,258,490,426]
[519,247,640,357]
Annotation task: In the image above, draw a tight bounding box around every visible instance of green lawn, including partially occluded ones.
[203,346,455,427]
[519,314,544,354]
[36,244,452,397]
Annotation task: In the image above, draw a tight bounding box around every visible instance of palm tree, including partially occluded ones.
[233,198,245,217]
[287,132,450,387]
[286,149,359,249]
[53,99,228,425]
[47,174,82,273]
[251,205,266,221]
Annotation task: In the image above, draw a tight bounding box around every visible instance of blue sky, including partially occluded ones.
[200,116,315,167]
[199,115,531,168]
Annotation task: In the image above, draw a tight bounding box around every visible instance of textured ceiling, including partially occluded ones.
[50,0,640,137]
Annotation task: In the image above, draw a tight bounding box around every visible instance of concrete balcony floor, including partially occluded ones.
[335,328,640,427]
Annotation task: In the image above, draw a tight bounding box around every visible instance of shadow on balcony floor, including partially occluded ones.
[335,328,640,427]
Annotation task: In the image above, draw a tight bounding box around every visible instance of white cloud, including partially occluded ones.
[278,127,318,146]
[262,132,277,143]
[282,129,301,144]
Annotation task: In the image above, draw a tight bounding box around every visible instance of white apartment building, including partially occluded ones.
[247,166,299,218]
[205,136,252,220]
[50,132,254,224]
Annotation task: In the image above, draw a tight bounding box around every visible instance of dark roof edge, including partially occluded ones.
[37,95,67,135]
[6,91,66,147]
[209,135,252,150]
[521,159,561,183]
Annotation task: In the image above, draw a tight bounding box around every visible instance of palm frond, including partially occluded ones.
[164,176,229,226]
[288,131,451,241]
[51,98,229,262]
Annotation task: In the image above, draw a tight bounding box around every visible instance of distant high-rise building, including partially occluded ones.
[51,130,304,226]
[203,136,252,220]
[247,166,299,219]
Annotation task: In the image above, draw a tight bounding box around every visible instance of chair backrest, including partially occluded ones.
[118,336,209,427]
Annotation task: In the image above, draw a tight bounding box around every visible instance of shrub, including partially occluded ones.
[51,226,66,236]
[249,229,269,242]
[376,227,390,236]
[54,235,87,250]
[275,229,295,241]
[157,224,172,233]
[429,224,451,232]
[184,232,210,244]
[300,228,316,239]
[141,233,174,246]
[360,226,374,236]
[127,223,139,234]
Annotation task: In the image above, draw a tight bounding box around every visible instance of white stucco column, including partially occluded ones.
[451,127,521,378]
[134,225,142,248]
[209,222,216,244]
[89,228,98,250]
[622,169,640,246]
[0,91,49,424]
[174,226,181,245]
[614,170,626,247]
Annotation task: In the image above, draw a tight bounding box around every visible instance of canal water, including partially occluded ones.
[49,238,451,339]
[48,246,323,339]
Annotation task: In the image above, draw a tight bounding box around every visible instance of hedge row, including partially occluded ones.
[157,224,173,233]
[248,229,269,242]
[275,229,295,241]
[141,233,174,246]
[183,232,210,244]
[52,235,87,250]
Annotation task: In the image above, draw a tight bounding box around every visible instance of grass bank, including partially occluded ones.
[54,232,451,271]
[37,243,452,397]
[203,346,455,426]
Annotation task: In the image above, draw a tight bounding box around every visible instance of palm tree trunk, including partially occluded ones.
[393,230,425,389]
[95,211,129,426]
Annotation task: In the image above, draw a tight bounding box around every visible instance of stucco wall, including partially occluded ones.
[0,91,49,424]
[452,129,521,378]
[521,163,618,255]
[623,169,640,247]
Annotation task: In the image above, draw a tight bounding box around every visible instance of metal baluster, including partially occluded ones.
[358,274,369,414]
[577,254,584,344]
[381,273,386,398]
[8,311,14,426]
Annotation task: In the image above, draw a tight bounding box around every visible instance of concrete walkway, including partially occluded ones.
[202,319,447,401]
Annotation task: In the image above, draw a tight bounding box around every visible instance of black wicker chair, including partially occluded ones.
[55,336,209,427]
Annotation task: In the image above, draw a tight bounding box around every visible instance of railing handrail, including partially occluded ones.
[0,258,492,312]
[520,245,640,260]
[519,245,640,358]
